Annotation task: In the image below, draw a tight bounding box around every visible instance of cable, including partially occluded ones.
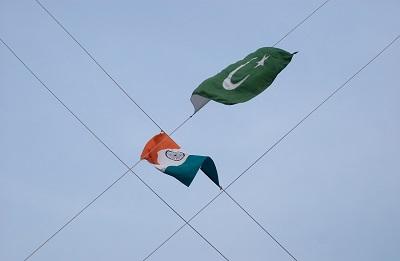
[224,191,297,261]
[32,0,331,132]
[22,114,192,261]
[25,0,334,259]
[0,38,229,261]
[272,0,331,47]
[23,168,133,261]
[34,0,197,138]
[5,1,200,255]
[142,34,400,260]
[170,113,194,135]
[142,188,298,261]
[33,0,164,132]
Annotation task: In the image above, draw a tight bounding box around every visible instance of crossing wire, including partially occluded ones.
[142,34,400,260]
[0,38,230,261]
[8,0,332,259]
[34,0,164,132]
[33,0,330,131]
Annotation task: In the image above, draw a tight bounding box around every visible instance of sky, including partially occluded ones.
[1,0,399,260]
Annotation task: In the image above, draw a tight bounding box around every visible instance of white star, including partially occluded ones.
[254,55,270,68]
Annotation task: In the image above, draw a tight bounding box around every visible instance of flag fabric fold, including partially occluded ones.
[191,47,295,112]
[141,133,220,188]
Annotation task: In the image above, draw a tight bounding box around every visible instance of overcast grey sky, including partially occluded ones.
[1,0,399,260]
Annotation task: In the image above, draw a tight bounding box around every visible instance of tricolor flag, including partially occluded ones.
[191,47,295,112]
[141,133,221,188]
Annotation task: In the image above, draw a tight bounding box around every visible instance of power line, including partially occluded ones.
[10,0,333,259]
[0,38,229,261]
[23,168,133,261]
[142,34,400,260]
[34,0,195,138]
[224,191,298,261]
[20,109,190,260]
[32,0,331,134]
[21,115,192,261]
[33,0,164,132]
[24,0,333,259]
[272,0,331,47]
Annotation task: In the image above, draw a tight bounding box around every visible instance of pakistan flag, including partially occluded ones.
[191,47,295,112]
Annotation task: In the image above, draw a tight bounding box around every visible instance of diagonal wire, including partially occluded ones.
[34,0,193,137]
[0,38,229,261]
[23,0,334,259]
[142,34,400,260]
[13,0,332,259]
[33,0,164,132]
[272,0,331,47]
[21,125,191,261]
[223,191,298,261]
[32,0,330,134]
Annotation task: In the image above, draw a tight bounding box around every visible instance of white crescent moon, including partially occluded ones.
[222,57,257,90]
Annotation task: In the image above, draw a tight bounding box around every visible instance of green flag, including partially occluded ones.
[191,47,295,112]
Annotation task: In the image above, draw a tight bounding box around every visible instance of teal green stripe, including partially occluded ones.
[164,155,220,187]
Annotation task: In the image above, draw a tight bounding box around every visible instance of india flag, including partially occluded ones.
[141,133,221,188]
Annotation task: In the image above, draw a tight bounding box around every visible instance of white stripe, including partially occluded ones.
[154,149,189,171]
